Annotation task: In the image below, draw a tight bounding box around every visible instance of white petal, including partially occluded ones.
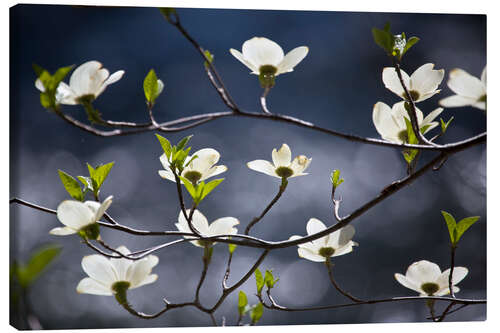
[95,70,125,98]
[409,63,444,96]
[332,242,355,257]
[134,274,158,289]
[88,68,110,97]
[110,246,132,281]
[289,156,311,176]
[57,200,94,230]
[382,67,409,97]
[157,79,164,95]
[208,217,239,237]
[230,48,259,73]
[437,267,468,289]
[49,226,77,235]
[406,260,441,284]
[272,144,292,167]
[481,66,486,85]
[127,255,159,288]
[159,153,171,170]
[436,286,460,296]
[81,255,117,285]
[306,218,327,236]
[94,196,113,221]
[55,82,78,105]
[200,165,227,182]
[416,90,441,103]
[189,148,221,173]
[329,225,355,248]
[35,78,45,92]
[69,61,103,96]
[472,101,486,110]
[394,273,421,294]
[439,95,477,108]
[242,37,284,69]
[76,277,112,296]
[277,46,309,75]
[372,102,401,141]
[298,248,325,262]
[391,101,424,129]
[158,170,176,182]
[247,160,279,178]
[178,209,210,236]
[422,108,444,127]
[447,68,486,98]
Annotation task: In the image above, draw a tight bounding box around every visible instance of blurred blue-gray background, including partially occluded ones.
[10,4,486,329]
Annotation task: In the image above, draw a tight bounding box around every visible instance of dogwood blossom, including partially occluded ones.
[382,63,444,102]
[175,209,239,247]
[230,37,308,87]
[158,148,227,184]
[247,143,311,179]
[439,66,486,110]
[35,61,124,105]
[394,260,468,296]
[372,101,443,143]
[289,218,357,262]
[50,196,113,239]
[76,246,158,296]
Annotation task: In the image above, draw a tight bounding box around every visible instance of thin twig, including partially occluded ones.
[260,87,272,114]
[325,259,363,303]
[449,245,457,298]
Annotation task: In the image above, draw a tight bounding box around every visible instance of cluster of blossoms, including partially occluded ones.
[42,35,482,304]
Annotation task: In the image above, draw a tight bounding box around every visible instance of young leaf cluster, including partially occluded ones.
[372,23,419,60]
[441,211,480,247]
[32,63,73,109]
[58,162,114,201]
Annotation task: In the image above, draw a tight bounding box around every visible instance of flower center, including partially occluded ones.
[184,170,202,184]
[421,282,439,296]
[397,130,409,143]
[478,94,486,103]
[275,166,294,179]
[402,90,420,102]
[78,223,100,240]
[319,247,335,258]
[258,65,278,88]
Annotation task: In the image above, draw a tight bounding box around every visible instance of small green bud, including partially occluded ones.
[183,170,202,184]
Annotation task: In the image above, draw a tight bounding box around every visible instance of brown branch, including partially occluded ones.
[325,259,363,303]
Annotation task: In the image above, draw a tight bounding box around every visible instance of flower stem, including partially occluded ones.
[449,245,457,298]
[325,259,363,303]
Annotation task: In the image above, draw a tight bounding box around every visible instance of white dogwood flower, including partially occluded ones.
[158,148,227,184]
[50,196,113,238]
[439,66,486,110]
[289,218,357,262]
[247,143,311,179]
[382,63,444,102]
[372,101,443,144]
[36,61,125,105]
[394,260,468,296]
[230,37,308,87]
[175,209,239,247]
[76,246,159,296]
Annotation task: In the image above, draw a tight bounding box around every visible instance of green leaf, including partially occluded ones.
[264,269,279,289]
[403,36,420,55]
[420,124,431,134]
[144,69,159,104]
[88,162,114,193]
[238,291,248,315]
[179,176,198,201]
[383,22,391,32]
[199,178,224,201]
[455,216,480,243]
[52,65,74,88]
[250,302,264,324]
[17,244,62,288]
[330,170,344,188]
[440,116,454,134]
[40,92,53,109]
[255,268,264,294]
[441,210,457,244]
[228,243,237,254]
[32,63,45,77]
[58,170,84,201]
[176,135,193,151]
[155,134,172,159]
